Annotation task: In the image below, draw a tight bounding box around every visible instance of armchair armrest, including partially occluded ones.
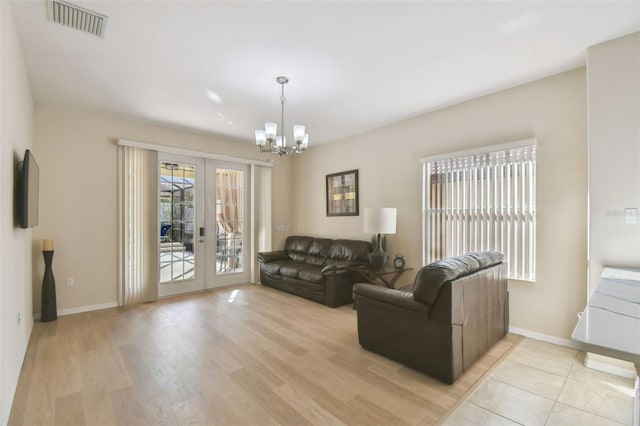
[353,283,428,313]
[257,250,288,263]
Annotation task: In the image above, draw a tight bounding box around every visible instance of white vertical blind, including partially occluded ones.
[252,165,272,283]
[423,142,536,280]
[117,146,158,305]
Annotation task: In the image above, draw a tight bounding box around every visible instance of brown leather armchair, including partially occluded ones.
[353,252,508,384]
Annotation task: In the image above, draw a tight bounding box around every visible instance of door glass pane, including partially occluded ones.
[216,168,243,274]
[160,161,196,282]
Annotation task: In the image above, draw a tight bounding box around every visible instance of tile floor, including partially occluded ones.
[443,338,636,426]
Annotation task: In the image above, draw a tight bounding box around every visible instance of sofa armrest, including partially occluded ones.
[257,250,288,263]
[321,261,370,275]
[353,283,429,313]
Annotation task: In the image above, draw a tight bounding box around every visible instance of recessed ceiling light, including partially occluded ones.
[207,90,223,104]
[215,113,233,126]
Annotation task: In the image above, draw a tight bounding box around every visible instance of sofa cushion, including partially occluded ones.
[297,265,325,284]
[328,239,371,262]
[276,263,325,283]
[305,238,334,266]
[262,260,295,275]
[280,264,301,279]
[413,253,502,305]
[285,236,313,262]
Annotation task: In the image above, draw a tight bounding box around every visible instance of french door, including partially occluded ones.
[158,153,249,297]
[205,161,250,288]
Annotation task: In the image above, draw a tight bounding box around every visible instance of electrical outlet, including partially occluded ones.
[66,277,75,287]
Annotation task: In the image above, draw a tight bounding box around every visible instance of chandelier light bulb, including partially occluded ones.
[255,130,266,146]
[293,125,306,143]
[265,122,277,141]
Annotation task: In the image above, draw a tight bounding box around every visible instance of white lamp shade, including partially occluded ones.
[255,130,266,146]
[363,207,397,234]
[265,122,277,140]
[275,135,286,147]
[301,133,309,149]
[293,125,306,142]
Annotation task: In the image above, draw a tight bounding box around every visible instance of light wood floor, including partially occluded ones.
[9,284,519,426]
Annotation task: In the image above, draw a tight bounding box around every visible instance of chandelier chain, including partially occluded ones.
[281,81,285,142]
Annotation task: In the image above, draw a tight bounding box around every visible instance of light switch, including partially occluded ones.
[624,208,638,224]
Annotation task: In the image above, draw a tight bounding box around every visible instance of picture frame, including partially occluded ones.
[326,169,359,216]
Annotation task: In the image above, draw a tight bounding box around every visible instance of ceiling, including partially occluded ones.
[10,1,640,146]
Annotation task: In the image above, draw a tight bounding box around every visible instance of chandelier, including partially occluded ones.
[254,76,309,156]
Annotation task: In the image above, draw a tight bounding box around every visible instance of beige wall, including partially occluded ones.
[293,68,588,339]
[33,106,293,314]
[587,32,640,293]
[0,3,35,424]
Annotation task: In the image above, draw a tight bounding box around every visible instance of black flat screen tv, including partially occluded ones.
[19,149,39,229]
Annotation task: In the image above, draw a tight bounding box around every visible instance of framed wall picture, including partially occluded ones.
[326,169,359,216]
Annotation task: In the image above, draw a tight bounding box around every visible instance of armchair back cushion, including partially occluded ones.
[413,252,502,305]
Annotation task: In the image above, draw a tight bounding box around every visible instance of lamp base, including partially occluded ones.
[369,248,388,270]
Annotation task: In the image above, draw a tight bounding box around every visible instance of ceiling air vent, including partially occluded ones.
[47,0,108,38]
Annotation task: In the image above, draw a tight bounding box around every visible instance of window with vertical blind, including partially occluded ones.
[421,139,536,281]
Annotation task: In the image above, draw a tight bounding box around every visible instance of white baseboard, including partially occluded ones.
[33,301,118,320]
[585,353,637,379]
[508,326,581,349]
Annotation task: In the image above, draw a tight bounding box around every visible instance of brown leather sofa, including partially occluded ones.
[257,236,372,307]
[353,252,508,384]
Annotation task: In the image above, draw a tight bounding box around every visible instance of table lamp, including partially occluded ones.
[364,207,397,269]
